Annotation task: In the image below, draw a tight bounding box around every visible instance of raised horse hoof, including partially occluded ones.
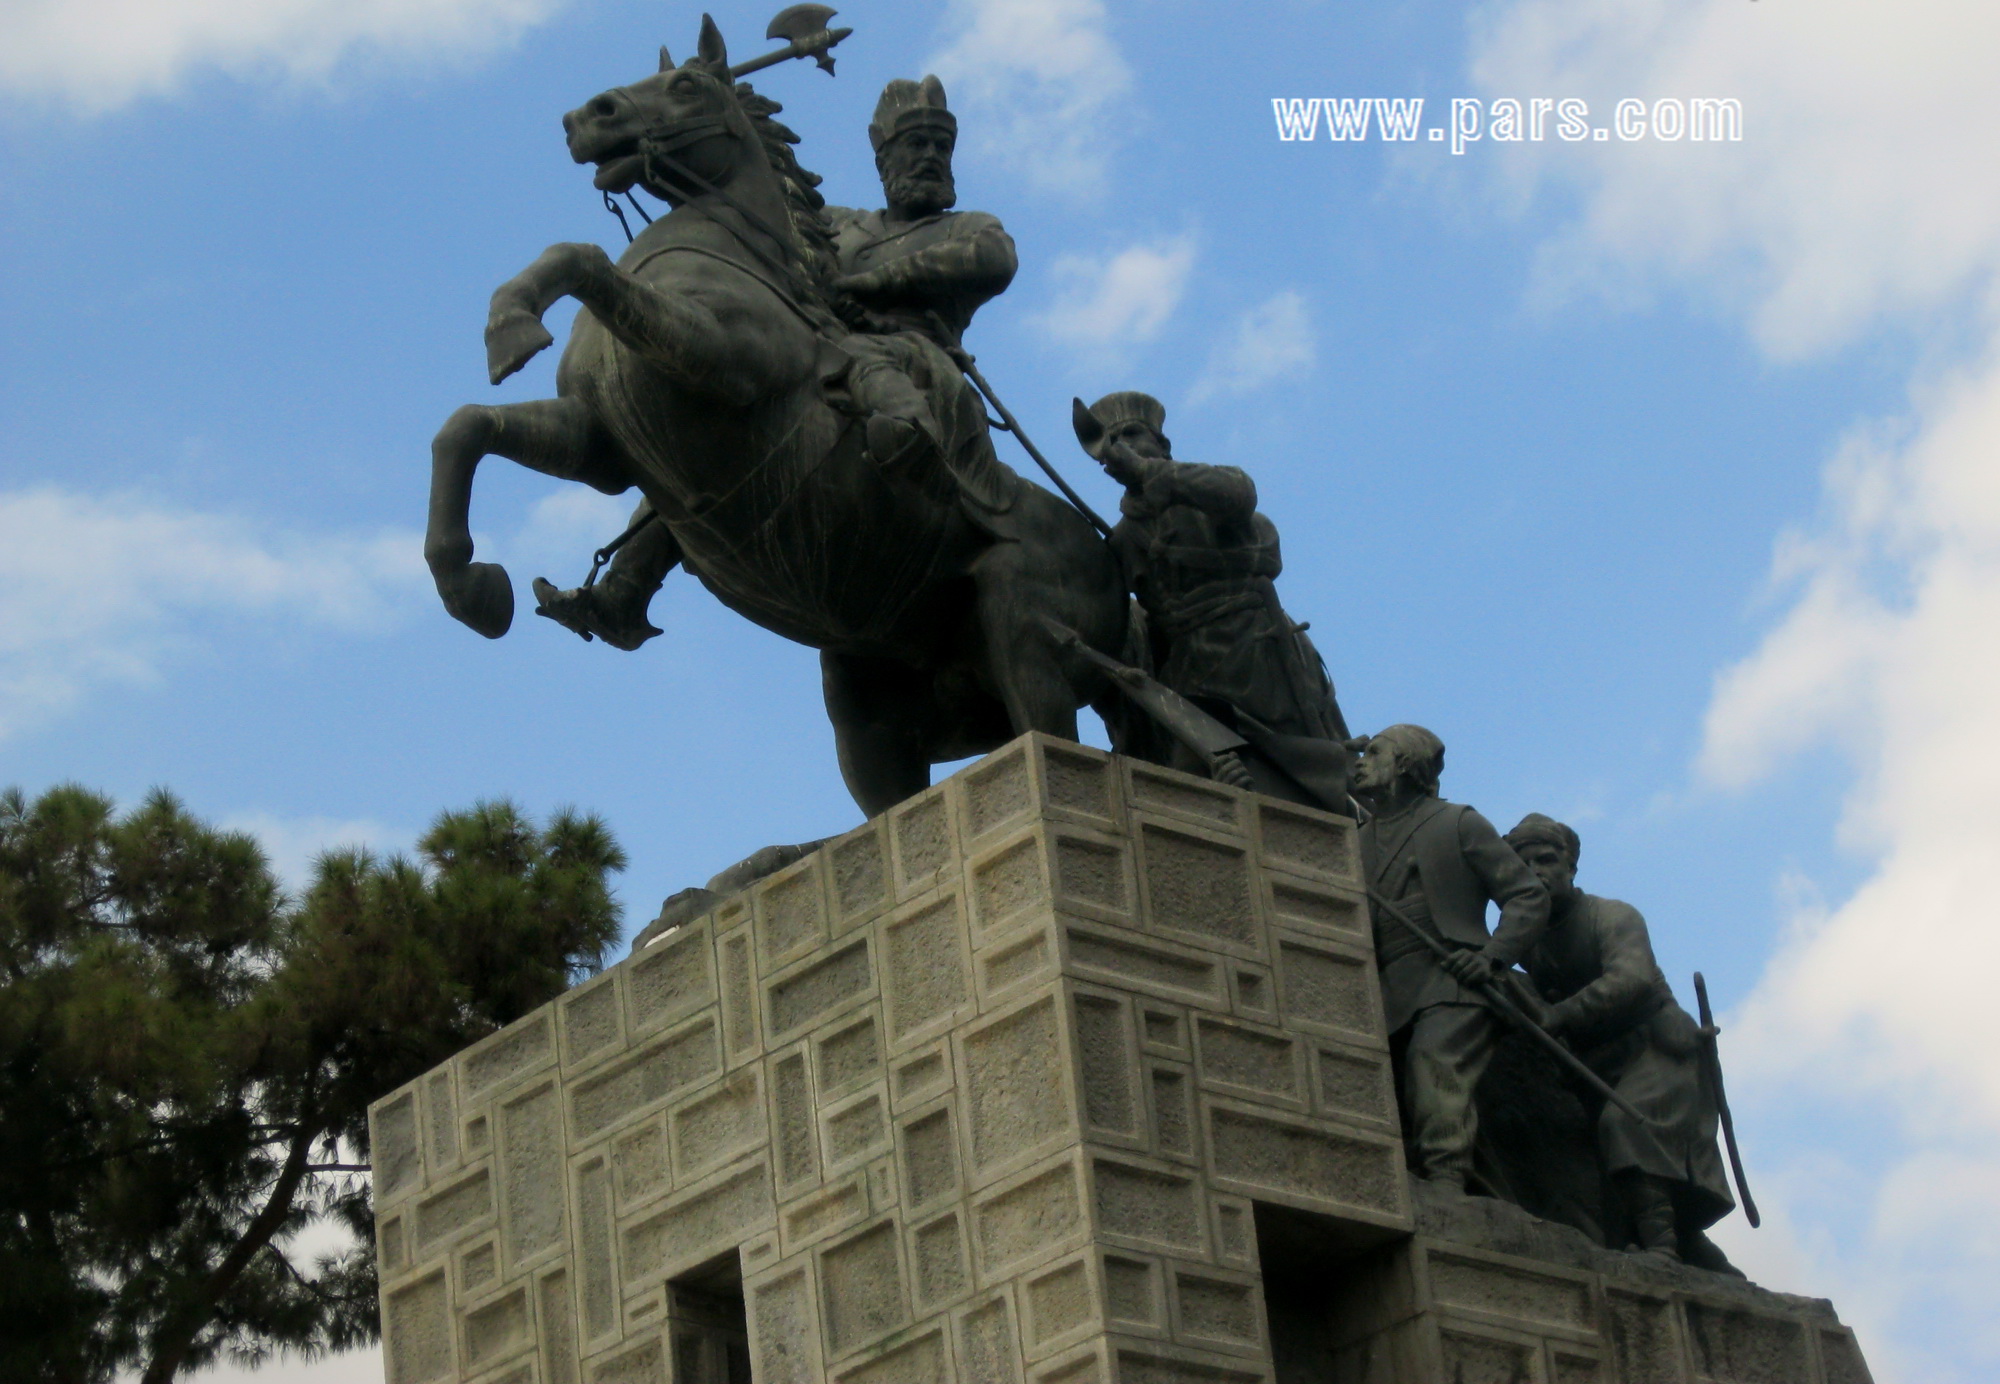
[440,562,515,639]
[485,312,555,386]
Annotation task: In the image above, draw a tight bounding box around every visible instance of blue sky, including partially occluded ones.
[4,1,1997,1379]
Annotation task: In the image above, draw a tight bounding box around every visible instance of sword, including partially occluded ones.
[1365,886,1654,1126]
[1694,972,1761,1228]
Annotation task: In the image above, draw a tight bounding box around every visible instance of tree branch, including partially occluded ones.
[138,1113,319,1384]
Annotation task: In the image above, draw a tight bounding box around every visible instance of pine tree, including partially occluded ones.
[0,786,625,1383]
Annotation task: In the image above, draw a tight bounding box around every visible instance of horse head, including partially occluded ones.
[563,14,758,205]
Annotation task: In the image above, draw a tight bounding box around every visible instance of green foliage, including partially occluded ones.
[0,786,625,1384]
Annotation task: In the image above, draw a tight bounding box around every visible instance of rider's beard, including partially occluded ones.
[885,167,956,217]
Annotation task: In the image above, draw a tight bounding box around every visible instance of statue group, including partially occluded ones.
[422,12,1749,1278]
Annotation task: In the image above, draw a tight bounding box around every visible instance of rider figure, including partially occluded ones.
[829,75,1016,348]
[535,75,1016,650]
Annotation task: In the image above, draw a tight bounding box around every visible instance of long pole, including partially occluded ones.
[1365,886,1653,1125]
[945,345,1114,539]
[1694,972,1761,1227]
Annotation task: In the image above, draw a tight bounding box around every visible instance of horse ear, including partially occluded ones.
[659,44,674,72]
[697,13,727,68]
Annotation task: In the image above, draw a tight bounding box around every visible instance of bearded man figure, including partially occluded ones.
[1503,813,1741,1272]
[827,75,1016,348]
[533,74,1018,650]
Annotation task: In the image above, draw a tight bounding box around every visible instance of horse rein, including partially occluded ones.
[638,122,824,300]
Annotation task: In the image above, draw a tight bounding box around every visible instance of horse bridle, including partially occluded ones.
[614,86,826,305]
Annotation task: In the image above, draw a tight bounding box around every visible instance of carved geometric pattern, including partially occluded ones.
[372,734,1868,1384]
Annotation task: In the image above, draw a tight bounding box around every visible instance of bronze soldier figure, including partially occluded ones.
[1502,813,1740,1271]
[1353,725,1549,1191]
[1070,391,1350,798]
[533,73,1016,649]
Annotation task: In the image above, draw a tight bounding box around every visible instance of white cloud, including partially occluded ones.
[1472,2,2000,1377]
[174,1346,384,1384]
[488,486,637,586]
[0,0,563,112]
[1470,0,2000,357]
[1714,348,2000,1122]
[1033,236,1197,358]
[927,0,1133,195]
[222,811,414,893]
[0,486,426,737]
[1188,291,1316,405]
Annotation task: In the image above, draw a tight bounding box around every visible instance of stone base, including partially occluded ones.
[1259,1178,1872,1383]
[367,734,1872,1384]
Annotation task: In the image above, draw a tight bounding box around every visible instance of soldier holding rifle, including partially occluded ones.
[1351,724,1550,1193]
[1503,813,1742,1271]
[1071,391,1352,806]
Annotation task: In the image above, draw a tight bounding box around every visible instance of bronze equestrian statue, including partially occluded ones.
[422,17,1124,815]
[533,72,1019,658]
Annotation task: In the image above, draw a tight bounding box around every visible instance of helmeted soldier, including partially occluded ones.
[1502,813,1739,1271]
[1353,725,1550,1191]
[1070,390,1349,793]
[533,74,1017,650]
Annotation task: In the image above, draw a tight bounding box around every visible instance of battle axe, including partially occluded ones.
[1694,972,1761,1228]
[729,6,852,79]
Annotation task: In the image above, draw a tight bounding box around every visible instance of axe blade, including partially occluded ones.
[731,6,848,79]
[766,4,836,42]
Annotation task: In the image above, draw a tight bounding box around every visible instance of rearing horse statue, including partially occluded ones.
[424,16,1125,816]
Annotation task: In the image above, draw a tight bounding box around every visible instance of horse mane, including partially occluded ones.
[731,83,841,293]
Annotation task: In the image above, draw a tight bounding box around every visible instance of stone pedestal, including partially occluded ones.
[1288,1181,1871,1383]
[367,733,1872,1384]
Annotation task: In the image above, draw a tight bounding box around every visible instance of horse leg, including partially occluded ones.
[969,490,1129,744]
[426,396,637,637]
[822,652,936,817]
[485,242,803,401]
[969,540,1086,743]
